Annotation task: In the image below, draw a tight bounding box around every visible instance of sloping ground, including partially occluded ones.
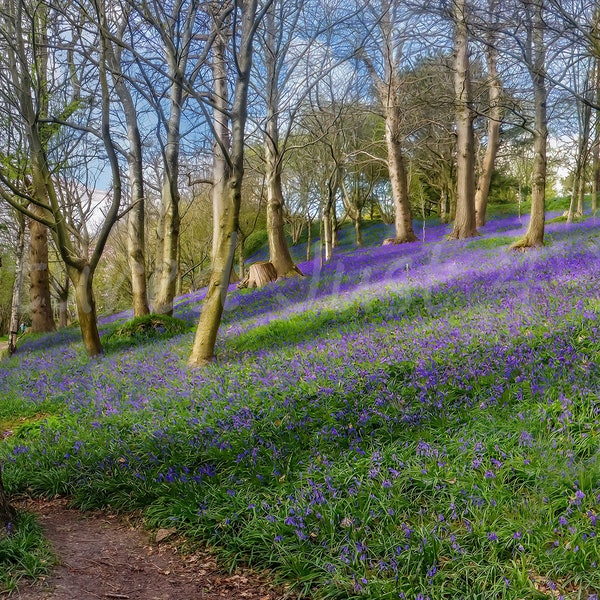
[2,214,600,599]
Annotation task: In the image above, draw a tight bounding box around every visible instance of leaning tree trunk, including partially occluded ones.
[512,0,547,250]
[385,105,417,244]
[8,212,26,355]
[475,39,502,228]
[69,265,103,357]
[29,210,56,333]
[449,0,477,240]
[0,465,15,535]
[189,0,258,367]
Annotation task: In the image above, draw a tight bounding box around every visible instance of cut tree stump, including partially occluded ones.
[237,261,278,289]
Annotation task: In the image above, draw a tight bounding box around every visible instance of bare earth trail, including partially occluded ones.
[11,498,282,600]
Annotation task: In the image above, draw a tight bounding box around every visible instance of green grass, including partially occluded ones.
[0,512,54,593]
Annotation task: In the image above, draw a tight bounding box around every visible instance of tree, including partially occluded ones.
[0,0,124,356]
[512,0,548,249]
[357,0,417,244]
[474,0,503,227]
[189,0,271,366]
[449,0,477,239]
[103,4,150,317]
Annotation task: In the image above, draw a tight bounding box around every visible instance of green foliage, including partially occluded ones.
[102,314,190,353]
[243,229,269,259]
[0,512,54,593]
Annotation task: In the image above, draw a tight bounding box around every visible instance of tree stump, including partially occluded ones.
[0,465,16,536]
[237,261,278,289]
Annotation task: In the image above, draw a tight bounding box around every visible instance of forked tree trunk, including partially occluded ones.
[189,0,258,367]
[475,24,502,228]
[8,213,26,355]
[106,33,150,318]
[263,5,301,279]
[512,0,547,249]
[449,0,477,240]
[29,211,56,332]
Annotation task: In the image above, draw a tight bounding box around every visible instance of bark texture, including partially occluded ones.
[512,0,547,250]
[238,261,278,289]
[29,211,56,333]
[475,25,502,228]
[449,0,477,240]
[189,0,259,366]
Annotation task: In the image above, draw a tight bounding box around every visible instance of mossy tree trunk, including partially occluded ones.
[189,0,261,367]
[449,0,477,240]
[512,0,547,249]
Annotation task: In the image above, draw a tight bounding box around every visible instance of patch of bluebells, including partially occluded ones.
[1,214,600,598]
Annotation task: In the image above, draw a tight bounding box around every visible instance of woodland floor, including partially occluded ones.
[8,498,282,600]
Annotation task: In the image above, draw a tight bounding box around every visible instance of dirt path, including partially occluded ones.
[10,498,282,600]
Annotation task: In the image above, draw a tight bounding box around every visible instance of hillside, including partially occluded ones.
[1,213,600,599]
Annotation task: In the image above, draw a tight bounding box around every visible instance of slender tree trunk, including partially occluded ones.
[513,0,546,249]
[475,37,502,227]
[106,36,150,318]
[323,197,333,262]
[57,274,69,329]
[8,213,26,355]
[69,265,102,357]
[354,213,363,247]
[189,0,258,366]
[28,209,56,332]
[385,106,417,243]
[450,0,477,240]
[306,216,312,261]
[126,133,150,317]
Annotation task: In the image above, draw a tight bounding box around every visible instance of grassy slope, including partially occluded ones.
[1,209,600,599]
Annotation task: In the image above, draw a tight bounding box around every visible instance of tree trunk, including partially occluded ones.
[385,107,417,244]
[513,0,546,249]
[354,213,363,247]
[189,0,258,367]
[449,0,477,240]
[238,261,277,288]
[263,6,301,279]
[29,210,56,333]
[57,274,69,329]
[126,145,150,318]
[70,266,103,357]
[475,36,502,228]
[107,38,150,318]
[8,213,26,355]
[306,217,312,261]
